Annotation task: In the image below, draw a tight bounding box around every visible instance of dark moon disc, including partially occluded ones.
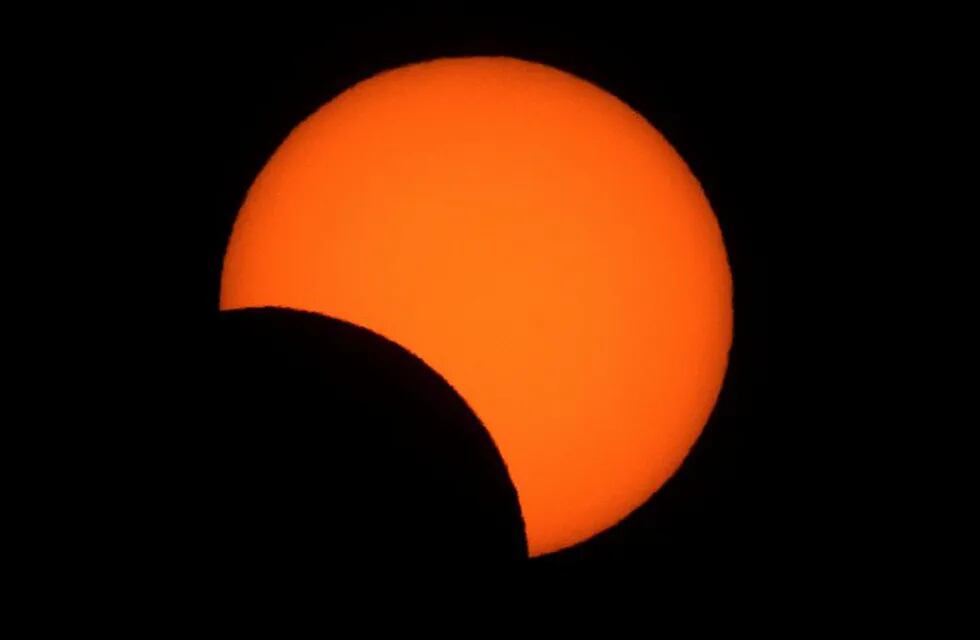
[180,307,527,580]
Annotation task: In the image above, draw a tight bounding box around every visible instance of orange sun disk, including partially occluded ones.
[220,57,733,556]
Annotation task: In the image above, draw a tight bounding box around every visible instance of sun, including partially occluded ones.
[220,56,732,556]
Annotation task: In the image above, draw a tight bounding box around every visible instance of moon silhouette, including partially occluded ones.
[220,56,733,556]
[191,307,528,574]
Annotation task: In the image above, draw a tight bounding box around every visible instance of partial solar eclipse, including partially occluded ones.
[220,57,733,556]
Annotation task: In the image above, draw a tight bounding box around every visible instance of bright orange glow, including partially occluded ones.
[220,57,732,556]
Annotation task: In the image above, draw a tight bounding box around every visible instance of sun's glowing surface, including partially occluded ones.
[221,57,733,556]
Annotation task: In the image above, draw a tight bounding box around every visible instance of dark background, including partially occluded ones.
[73,13,817,580]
